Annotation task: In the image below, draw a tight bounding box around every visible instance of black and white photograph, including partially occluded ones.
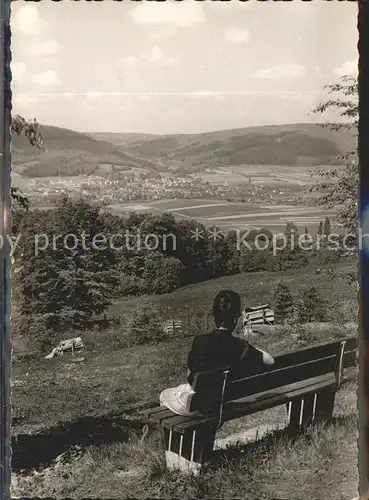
[10,1,359,498]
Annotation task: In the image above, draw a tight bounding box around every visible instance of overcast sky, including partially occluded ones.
[11,1,358,134]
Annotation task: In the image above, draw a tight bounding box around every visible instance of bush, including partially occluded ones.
[126,301,167,345]
[297,286,328,323]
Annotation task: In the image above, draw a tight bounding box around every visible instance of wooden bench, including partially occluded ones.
[142,336,358,474]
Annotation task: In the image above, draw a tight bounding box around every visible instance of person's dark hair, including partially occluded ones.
[213,290,241,331]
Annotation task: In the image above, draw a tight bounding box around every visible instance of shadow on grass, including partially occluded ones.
[207,414,353,472]
[11,408,150,473]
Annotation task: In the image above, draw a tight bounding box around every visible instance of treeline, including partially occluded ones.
[12,197,343,335]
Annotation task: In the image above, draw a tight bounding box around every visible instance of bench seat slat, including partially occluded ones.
[141,407,174,422]
[143,406,171,418]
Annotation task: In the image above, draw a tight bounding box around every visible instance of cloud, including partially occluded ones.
[225,29,250,43]
[254,64,306,80]
[11,62,26,85]
[28,39,60,57]
[13,5,44,36]
[333,60,358,77]
[142,46,176,66]
[129,2,205,27]
[119,46,176,68]
[32,70,61,87]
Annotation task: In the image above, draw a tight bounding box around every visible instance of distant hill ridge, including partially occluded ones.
[92,123,355,168]
[12,124,159,177]
[12,123,355,178]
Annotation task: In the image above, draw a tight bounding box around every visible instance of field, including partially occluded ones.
[197,164,333,187]
[11,261,358,498]
[105,196,339,234]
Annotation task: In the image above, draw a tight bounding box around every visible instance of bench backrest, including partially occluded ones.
[189,336,357,413]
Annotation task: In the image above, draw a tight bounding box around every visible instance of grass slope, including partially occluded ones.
[12,125,158,177]
[109,261,356,320]
[11,262,357,498]
[93,123,355,168]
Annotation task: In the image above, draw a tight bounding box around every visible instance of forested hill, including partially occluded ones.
[91,123,355,168]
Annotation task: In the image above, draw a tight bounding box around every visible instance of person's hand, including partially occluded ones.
[261,350,274,366]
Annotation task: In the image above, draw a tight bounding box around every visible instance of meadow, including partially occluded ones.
[105,196,339,234]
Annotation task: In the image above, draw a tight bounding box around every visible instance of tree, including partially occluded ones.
[323,217,331,238]
[273,282,294,324]
[11,115,44,211]
[284,222,299,251]
[205,226,231,279]
[297,286,327,323]
[312,75,358,233]
[126,300,165,345]
[225,230,241,274]
[14,197,118,333]
[141,252,184,294]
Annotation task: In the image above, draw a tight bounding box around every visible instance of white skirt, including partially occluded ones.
[159,383,196,416]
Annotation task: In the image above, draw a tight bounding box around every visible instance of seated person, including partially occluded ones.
[159,290,274,416]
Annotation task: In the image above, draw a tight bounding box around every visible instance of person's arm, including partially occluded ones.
[237,338,275,367]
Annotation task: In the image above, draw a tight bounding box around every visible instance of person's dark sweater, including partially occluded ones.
[187,328,270,385]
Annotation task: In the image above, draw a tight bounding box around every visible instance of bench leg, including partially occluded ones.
[286,393,318,435]
[314,389,335,424]
[162,426,216,475]
[286,390,336,436]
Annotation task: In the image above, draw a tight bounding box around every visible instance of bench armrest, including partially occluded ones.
[216,369,230,430]
[335,340,346,389]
